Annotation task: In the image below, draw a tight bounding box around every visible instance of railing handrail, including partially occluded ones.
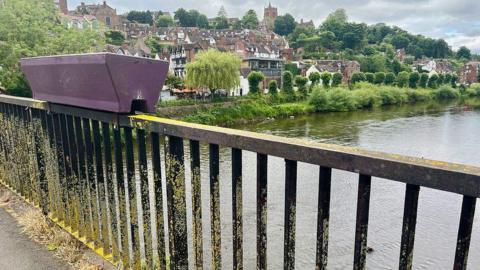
[1,94,479,198]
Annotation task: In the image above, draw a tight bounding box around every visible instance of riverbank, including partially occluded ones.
[172,83,480,126]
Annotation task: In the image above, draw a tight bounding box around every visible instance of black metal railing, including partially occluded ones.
[0,94,479,270]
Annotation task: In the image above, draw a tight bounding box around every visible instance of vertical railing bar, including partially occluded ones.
[284,159,298,270]
[315,166,332,270]
[74,116,88,239]
[66,115,81,234]
[209,143,222,270]
[124,127,137,266]
[113,127,127,267]
[453,195,476,270]
[92,120,109,253]
[257,153,268,270]
[399,184,420,270]
[353,174,372,270]
[152,132,166,269]
[232,148,243,270]
[103,122,118,259]
[136,128,152,269]
[166,136,188,269]
[52,113,68,223]
[190,139,203,269]
[32,108,49,215]
[83,118,100,247]
[60,114,74,229]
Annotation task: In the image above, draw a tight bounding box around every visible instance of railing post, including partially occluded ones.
[453,196,476,270]
[257,153,268,270]
[284,159,298,270]
[353,174,372,270]
[232,148,243,270]
[166,136,188,269]
[190,140,203,269]
[316,166,332,270]
[399,184,420,270]
[210,143,222,269]
[31,108,49,215]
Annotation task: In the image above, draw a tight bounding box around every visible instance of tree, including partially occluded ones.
[409,72,420,88]
[374,72,385,84]
[365,73,375,84]
[282,71,294,97]
[217,6,228,18]
[397,71,409,87]
[174,8,191,27]
[332,72,343,87]
[360,55,386,73]
[325,8,348,23]
[247,71,265,94]
[284,63,300,76]
[391,59,402,75]
[185,49,241,94]
[295,75,308,98]
[427,74,439,89]
[351,72,366,84]
[437,73,445,85]
[391,34,410,49]
[0,0,104,97]
[320,72,332,88]
[451,74,458,88]
[419,73,429,88]
[309,72,321,86]
[274,14,296,36]
[105,30,124,46]
[165,74,184,89]
[241,10,259,29]
[385,72,396,85]
[215,17,229,29]
[268,80,278,95]
[156,14,174,27]
[127,10,153,25]
[444,73,452,85]
[196,14,209,28]
[456,46,471,60]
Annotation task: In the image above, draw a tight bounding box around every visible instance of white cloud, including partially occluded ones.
[67,0,480,53]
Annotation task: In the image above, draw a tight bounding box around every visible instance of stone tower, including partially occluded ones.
[264,2,278,21]
[55,0,68,14]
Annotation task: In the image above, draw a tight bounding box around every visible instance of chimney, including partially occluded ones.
[59,0,68,14]
[103,1,107,7]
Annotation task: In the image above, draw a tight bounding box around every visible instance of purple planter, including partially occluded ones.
[21,53,169,113]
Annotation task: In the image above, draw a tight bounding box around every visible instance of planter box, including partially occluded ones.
[21,53,169,113]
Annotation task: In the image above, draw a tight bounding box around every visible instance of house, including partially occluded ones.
[74,1,120,28]
[305,60,360,83]
[459,62,480,85]
[170,43,208,77]
[413,59,455,75]
[298,19,315,28]
[60,13,99,29]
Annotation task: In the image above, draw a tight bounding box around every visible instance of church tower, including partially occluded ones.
[54,0,68,14]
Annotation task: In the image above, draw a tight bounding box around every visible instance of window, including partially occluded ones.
[105,17,111,26]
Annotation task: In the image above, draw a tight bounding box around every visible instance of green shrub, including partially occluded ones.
[428,74,439,89]
[434,86,459,99]
[396,71,409,88]
[332,72,343,87]
[308,72,321,86]
[419,73,429,88]
[365,73,375,84]
[351,72,366,84]
[374,72,385,84]
[384,72,396,85]
[325,88,358,111]
[377,87,408,105]
[409,72,420,88]
[282,71,294,97]
[444,74,452,85]
[451,74,458,88]
[438,74,445,85]
[309,87,328,111]
[320,72,332,88]
[405,89,432,102]
[351,88,381,108]
[268,80,278,95]
[247,71,265,94]
[295,75,309,98]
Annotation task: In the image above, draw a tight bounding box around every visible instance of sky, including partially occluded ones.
[67,0,480,53]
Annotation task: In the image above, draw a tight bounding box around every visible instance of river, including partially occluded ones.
[176,100,480,269]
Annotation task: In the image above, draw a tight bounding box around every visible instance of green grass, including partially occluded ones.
[178,83,480,126]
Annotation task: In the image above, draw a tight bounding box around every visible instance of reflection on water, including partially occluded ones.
[169,100,480,269]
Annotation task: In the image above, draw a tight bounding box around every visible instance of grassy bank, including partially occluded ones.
[179,83,480,126]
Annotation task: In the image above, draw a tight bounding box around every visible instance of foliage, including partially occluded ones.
[268,80,278,95]
[165,74,184,89]
[444,73,452,85]
[456,46,471,60]
[351,72,366,84]
[320,72,332,88]
[408,72,420,88]
[451,74,458,88]
[241,10,259,29]
[419,73,429,88]
[284,63,300,76]
[374,72,385,84]
[360,55,386,73]
[391,59,402,75]
[156,14,174,27]
[309,72,321,86]
[274,14,297,36]
[384,72,396,85]
[105,30,124,46]
[295,76,309,98]
[247,71,265,94]
[185,49,241,92]
[0,0,104,97]
[437,73,445,85]
[174,8,209,28]
[396,71,409,88]
[365,73,375,84]
[127,10,153,25]
[428,74,439,89]
[332,72,343,87]
[282,71,294,97]
[435,86,460,99]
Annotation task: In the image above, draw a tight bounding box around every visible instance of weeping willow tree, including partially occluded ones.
[185,49,241,96]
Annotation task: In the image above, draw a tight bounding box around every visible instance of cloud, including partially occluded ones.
[67,0,480,53]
